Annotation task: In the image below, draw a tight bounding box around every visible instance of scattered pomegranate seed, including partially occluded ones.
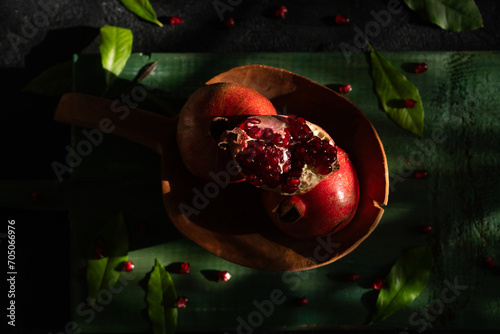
[373,278,385,290]
[170,16,182,25]
[94,248,104,259]
[275,5,288,19]
[218,270,231,282]
[224,17,235,29]
[339,84,352,94]
[413,62,428,74]
[179,262,190,274]
[176,296,188,308]
[485,257,495,268]
[420,224,432,233]
[414,170,428,179]
[123,261,135,272]
[297,297,308,306]
[347,273,359,282]
[335,14,349,25]
[31,192,40,204]
[404,99,417,108]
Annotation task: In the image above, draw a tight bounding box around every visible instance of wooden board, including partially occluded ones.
[15,51,500,332]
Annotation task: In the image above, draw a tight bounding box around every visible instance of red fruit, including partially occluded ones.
[373,278,384,290]
[335,14,349,25]
[224,17,235,29]
[420,224,432,233]
[275,6,288,19]
[218,270,231,282]
[347,273,359,282]
[261,147,359,238]
[339,84,352,94]
[414,62,428,74]
[123,261,134,272]
[177,83,278,181]
[176,296,188,308]
[170,16,182,25]
[404,99,417,108]
[414,170,428,179]
[219,115,339,195]
[485,257,495,268]
[180,262,190,274]
[297,297,308,306]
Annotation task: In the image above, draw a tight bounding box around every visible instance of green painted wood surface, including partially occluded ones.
[5,51,499,332]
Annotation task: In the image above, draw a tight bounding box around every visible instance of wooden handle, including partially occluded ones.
[54,93,177,155]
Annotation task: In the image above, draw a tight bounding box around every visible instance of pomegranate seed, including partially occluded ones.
[31,192,40,203]
[94,248,104,259]
[420,224,432,233]
[413,62,428,74]
[176,296,188,308]
[170,16,182,25]
[404,99,417,108]
[139,222,147,234]
[373,278,385,290]
[485,257,495,268]
[414,170,428,179]
[296,297,308,306]
[218,270,231,282]
[179,262,190,274]
[123,261,135,272]
[335,14,349,25]
[339,84,352,94]
[275,5,288,19]
[224,17,235,29]
[347,273,359,282]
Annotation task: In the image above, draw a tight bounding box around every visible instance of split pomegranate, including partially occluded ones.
[219,115,339,195]
[177,83,278,181]
[261,147,359,238]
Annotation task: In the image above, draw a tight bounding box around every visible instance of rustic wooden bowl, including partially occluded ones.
[55,64,388,271]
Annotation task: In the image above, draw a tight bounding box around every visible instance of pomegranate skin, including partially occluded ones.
[177,83,278,181]
[262,147,359,239]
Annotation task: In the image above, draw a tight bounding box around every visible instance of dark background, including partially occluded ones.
[1,0,499,333]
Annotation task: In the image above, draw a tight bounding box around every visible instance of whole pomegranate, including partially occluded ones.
[177,82,277,181]
[218,115,339,195]
[261,147,359,238]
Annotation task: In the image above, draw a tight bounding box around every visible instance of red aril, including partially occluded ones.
[219,115,339,195]
[261,147,359,238]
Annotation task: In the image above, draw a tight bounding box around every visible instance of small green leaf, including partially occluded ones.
[86,213,129,304]
[21,61,73,96]
[403,0,483,32]
[99,25,133,87]
[369,45,424,137]
[120,0,163,27]
[370,246,433,324]
[147,258,178,334]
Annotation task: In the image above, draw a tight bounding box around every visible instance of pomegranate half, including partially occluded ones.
[219,115,339,195]
[262,147,359,239]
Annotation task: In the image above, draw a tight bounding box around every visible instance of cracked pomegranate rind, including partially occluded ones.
[219,115,339,195]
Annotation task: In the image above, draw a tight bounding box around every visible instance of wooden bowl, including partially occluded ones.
[55,64,388,271]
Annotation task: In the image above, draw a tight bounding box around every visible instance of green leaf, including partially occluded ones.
[119,0,163,27]
[147,258,178,334]
[86,213,129,304]
[21,61,73,96]
[403,0,483,32]
[370,246,433,324]
[99,25,133,87]
[369,45,424,137]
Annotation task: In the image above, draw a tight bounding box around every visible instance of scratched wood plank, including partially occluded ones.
[56,51,500,332]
